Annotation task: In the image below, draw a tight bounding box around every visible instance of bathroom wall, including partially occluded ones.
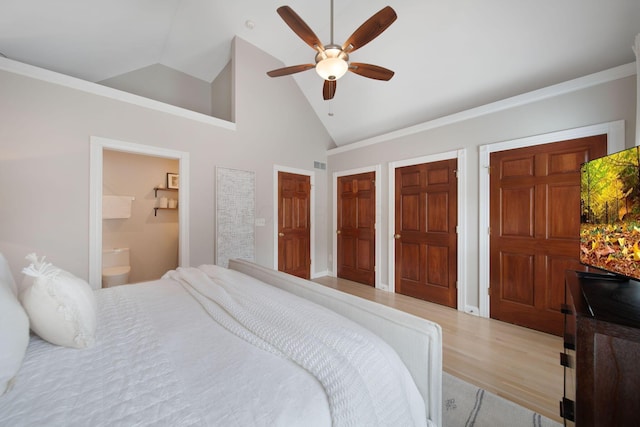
[103,149,179,283]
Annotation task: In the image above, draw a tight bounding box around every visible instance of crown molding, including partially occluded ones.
[327,62,636,156]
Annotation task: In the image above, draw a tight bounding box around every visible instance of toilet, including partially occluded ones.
[102,248,131,288]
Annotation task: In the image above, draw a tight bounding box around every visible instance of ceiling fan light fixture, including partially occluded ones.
[266,5,396,99]
[315,46,348,80]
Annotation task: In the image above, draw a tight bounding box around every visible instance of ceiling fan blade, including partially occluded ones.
[277,6,324,51]
[342,6,397,53]
[267,64,315,77]
[323,80,337,100]
[349,63,394,81]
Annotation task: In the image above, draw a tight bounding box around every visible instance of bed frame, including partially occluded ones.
[228,259,443,426]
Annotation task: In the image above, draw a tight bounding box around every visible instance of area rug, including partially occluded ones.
[442,372,562,427]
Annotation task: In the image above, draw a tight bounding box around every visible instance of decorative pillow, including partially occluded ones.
[20,254,97,349]
[0,253,30,396]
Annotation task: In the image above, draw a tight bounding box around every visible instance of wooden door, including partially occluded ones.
[337,172,376,286]
[489,135,607,335]
[394,159,458,307]
[278,171,311,279]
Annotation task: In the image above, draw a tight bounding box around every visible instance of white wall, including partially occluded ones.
[0,37,333,281]
[100,63,213,116]
[211,61,233,122]
[326,70,637,312]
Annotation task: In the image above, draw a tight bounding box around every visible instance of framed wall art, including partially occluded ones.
[167,173,179,189]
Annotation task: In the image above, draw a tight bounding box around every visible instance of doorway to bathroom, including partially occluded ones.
[89,136,190,289]
[102,150,179,285]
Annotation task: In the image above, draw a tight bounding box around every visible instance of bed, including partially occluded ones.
[0,255,442,427]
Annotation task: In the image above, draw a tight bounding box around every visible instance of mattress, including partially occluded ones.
[0,265,429,426]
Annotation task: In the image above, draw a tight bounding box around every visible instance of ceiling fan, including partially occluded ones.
[266,1,397,100]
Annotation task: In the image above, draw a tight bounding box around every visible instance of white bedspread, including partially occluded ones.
[164,265,426,427]
[0,285,203,426]
[1,265,427,426]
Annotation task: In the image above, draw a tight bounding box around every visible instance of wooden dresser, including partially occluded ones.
[561,270,640,426]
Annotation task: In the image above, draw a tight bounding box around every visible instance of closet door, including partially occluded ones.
[337,172,375,286]
[489,135,606,335]
[394,159,458,307]
[278,171,311,279]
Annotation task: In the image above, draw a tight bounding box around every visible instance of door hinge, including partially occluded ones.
[487,166,492,174]
[487,287,491,295]
[488,226,491,235]
[454,169,458,178]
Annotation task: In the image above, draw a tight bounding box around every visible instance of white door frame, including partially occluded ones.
[332,165,382,289]
[478,120,625,318]
[89,136,190,289]
[273,165,316,277]
[388,149,468,311]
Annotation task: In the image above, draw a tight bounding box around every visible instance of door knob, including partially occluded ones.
[337,230,341,234]
[278,232,285,237]
[394,234,401,239]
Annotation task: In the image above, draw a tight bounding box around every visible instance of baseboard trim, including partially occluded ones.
[464,306,480,316]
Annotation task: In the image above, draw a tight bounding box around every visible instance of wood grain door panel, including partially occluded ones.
[490,135,607,335]
[337,172,375,286]
[395,159,457,307]
[278,172,310,279]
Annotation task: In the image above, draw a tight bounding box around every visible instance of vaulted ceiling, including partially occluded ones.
[1,0,639,146]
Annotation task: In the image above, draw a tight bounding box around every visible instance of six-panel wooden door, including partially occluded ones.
[394,159,458,307]
[278,171,311,279]
[489,135,607,335]
[337,172,376,286]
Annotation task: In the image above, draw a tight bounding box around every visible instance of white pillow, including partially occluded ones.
[0,253,30,395]
[20,254,97,349]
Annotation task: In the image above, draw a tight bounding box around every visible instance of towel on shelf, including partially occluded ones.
[103,195,134,219]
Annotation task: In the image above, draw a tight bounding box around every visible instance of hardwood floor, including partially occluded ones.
[313,276,564,423]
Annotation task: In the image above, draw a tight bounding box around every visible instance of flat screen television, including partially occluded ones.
[580,145,640,281]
